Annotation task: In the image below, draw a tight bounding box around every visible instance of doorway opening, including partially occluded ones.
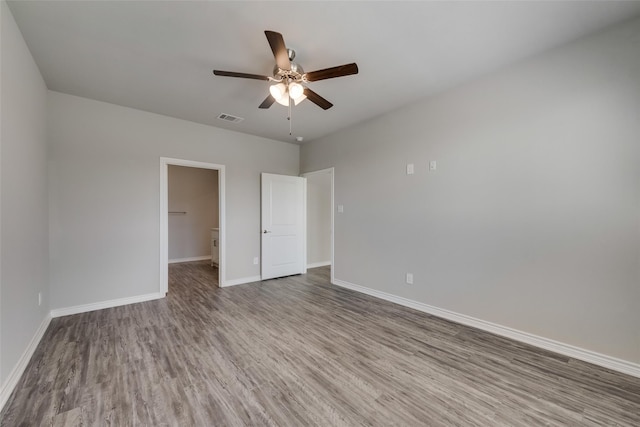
[160,158,226,294]
[301,168,334,283]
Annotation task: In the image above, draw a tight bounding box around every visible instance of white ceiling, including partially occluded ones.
[8,1,640,144]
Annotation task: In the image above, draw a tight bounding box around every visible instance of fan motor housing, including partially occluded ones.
[273,49,304,81]
[273,63,304,81]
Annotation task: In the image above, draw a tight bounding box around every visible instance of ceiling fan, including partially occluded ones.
[213,30,358,111]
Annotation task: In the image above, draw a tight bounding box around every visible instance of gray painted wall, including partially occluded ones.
[0,1,50,385]
[48,91,299,310]
[168,165,218,261]
[305,170,332,266]
[301,18,640,363]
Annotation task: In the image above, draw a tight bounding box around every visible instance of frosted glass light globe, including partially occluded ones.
[275,96,290,106]
[269,83,286,100]
[289,82,304,99]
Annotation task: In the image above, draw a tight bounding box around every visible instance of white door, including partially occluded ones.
[261,173,306,280]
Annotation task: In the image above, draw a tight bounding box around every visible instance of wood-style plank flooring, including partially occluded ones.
[1,262,639,426]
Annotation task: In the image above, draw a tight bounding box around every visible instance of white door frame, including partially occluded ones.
[159,157,226,294]
[301,167,335,284]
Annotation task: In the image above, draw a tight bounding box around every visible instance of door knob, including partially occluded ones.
[263,230,271,234]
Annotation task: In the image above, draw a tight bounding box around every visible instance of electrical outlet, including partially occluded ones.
[405,273,414,285]
[253,257,259,265]
[38,292,42,306]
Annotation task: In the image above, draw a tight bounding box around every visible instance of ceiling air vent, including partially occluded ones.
[217,113,244,123]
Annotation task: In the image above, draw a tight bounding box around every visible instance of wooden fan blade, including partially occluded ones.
[259,95,276,109]
[304,63,359,82]
[304,88,333,110]
[265,30,291,71]
[213,70,270,81]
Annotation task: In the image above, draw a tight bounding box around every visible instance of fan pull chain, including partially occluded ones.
[288,101,292,136]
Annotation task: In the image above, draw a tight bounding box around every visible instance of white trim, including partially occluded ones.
[307,261,331,269]
[302,178,307,275]
[330,169,334,284]
[160,157,226,290]
[168,255,211,264]
[0,313,51,412]
[332,278,640,379]
[221,275,262,287]
[50,292,164,318]
[301,167,335,283]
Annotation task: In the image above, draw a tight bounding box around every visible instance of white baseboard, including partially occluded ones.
[332,278,640,379]
[307,261,331,269]
[0,313,52,412]
[51,292,165,318]
[168,255,211,264]
[221,275,261,287]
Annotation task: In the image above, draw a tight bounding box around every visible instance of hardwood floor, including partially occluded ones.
[1,262,639,426]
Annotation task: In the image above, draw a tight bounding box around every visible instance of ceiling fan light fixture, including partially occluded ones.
[289,82,304,99]
[213,31,358,112]
[275,96,290,107]
[293,93,307,106]
[269,83,286,101]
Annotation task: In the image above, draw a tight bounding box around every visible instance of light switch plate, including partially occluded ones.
[406,163,414,175]
[337,205,344,213]
[429,160,437,171]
